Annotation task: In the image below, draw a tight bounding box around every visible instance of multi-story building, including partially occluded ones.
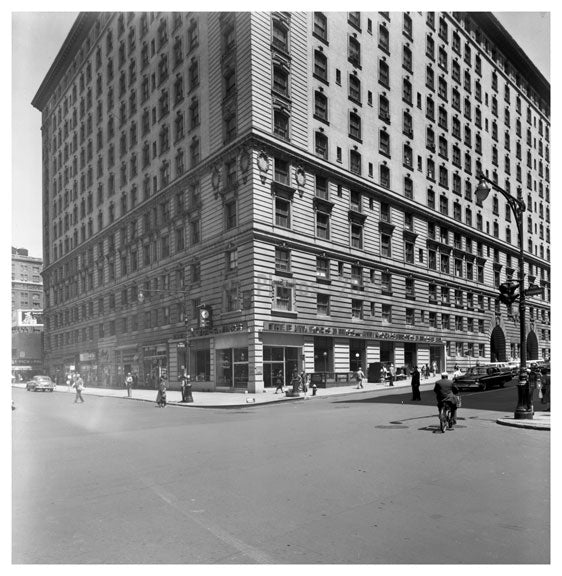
[11,247,44,379]
[32,11,550,392]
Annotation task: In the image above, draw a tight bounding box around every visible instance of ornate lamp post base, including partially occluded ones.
[514,374,533,419]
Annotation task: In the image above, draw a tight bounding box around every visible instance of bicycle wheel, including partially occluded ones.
[446,407,454,429]
[439,408,447,433]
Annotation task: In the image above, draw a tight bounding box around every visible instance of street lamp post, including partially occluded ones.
[475,176,532,419]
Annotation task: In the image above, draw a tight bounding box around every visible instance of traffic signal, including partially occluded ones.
[198,305,212,329]
[498,282,519,306]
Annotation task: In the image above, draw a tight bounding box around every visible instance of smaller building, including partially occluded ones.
[12,248,44,380]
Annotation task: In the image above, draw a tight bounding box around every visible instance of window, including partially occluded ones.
[272,19,288,52]
[314,50,328,81]
[351,223,363,249]
[273,110,289,139]
[225,200,237,229]
[349,112,361,140]
[352,299,363,319]
[316,211,330,239]
[351,264,363,288]
[275,247,291,273]
[275,197,290,228]
[380,165,390,188]
[403,45,412,71]
[225,248,238,272]
[379,24,389,52]
[381,233,391,257]
[405,241,414,263]
[440,253,449,274]
[349,74,361,103]
[273,283,293,312]
[379,59,390,87]
[273,66,288,96]
[348,36,361,66]
[406,308,415,326]
[350,150,361,175]
[316,256,330,280]
[379,130,390,156]
[314,91,328,121]
[317,294,330,316]
[274,157,289,184]
[313,12,328,41]
[315,175,329,199]
[382,304,392,324]
[315,132,328,159]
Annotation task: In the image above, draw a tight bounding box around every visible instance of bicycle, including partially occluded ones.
[439,400,456,433]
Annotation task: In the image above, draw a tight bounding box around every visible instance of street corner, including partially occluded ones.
[496,412,550,430]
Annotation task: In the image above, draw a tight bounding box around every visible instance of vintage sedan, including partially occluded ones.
[26,375,55,392]
[453,365,512,391]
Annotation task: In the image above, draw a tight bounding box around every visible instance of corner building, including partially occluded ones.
[33,12,551,392]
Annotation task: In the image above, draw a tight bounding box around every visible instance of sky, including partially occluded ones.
[7,8,552,260]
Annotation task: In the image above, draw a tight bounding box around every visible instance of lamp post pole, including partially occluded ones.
[475,176,532,419]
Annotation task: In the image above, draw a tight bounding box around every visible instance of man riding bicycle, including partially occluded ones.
[434,372,460,428]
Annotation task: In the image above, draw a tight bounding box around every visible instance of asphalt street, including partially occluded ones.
[12,382,549,564]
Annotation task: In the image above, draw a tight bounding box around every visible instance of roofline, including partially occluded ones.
[31,13,98,111]
[471,12,550,105]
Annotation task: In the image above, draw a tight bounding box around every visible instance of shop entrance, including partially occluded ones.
[380,341,394,365]
[429,346,443,374]
[349,341,365,372]
[314,336,332,372]
[404,343,417,372]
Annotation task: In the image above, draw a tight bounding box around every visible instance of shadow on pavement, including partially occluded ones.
[329,383,520,413]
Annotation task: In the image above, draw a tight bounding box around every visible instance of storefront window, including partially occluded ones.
[216,347,248,388]
[263,346,299,387]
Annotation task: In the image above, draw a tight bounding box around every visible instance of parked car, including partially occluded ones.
[453,365,512,391]
[26,375,55,392]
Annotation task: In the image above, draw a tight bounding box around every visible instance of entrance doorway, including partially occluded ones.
[526,330,539,360]
[404,343,417,372]
[349,341,365,372]
[490,325,507,362]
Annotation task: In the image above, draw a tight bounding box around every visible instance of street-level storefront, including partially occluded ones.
[261,321,445,384]
[78,351,98,387]
[142,345,168,389]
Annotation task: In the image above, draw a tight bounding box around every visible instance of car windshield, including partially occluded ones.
[464,367,487,376]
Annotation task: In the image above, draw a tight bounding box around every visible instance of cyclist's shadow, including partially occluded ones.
[386,414,467,433]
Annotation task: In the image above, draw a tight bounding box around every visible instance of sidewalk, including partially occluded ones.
[13,376,437,407]
[12,377,550,429]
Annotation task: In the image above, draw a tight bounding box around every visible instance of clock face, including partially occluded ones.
[201,309,209,319]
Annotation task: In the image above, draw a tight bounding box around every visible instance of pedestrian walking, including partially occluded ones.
[432,360,437,376]
[155,374,167,407]
[421,365,426,380]
[301,371,309,398]
[274,370,284,394]
[411,366,421,400]
[125,372,133,398]
[290,369,302,395]
[388,364,395,387]
[355,366,365,389]
[72,373,85,403]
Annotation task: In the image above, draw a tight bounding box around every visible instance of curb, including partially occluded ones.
[496,417,550,431]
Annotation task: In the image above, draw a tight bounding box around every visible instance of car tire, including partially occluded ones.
[479,383,487,391]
